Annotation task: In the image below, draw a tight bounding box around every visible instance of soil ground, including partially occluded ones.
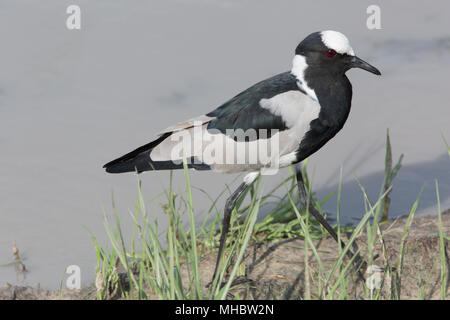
[1,209,449,300]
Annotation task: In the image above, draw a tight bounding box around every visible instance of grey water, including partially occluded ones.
[0,0,449,289]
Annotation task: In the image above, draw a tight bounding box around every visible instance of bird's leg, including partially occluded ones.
[294,165,367,278]
[295,166,340,242]
[212,181,248,283]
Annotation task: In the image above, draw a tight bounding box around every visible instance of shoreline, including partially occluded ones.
[1,209,449,300]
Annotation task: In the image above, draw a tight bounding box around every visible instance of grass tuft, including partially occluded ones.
[90,130,449,300]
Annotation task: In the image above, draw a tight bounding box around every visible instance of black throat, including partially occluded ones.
[306,68,353,127]
[294,68,353,163]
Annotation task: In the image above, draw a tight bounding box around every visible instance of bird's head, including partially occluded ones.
[294,30,381,76]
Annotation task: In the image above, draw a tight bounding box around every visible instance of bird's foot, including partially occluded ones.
[207,276,254,299]
[207,275,254,290]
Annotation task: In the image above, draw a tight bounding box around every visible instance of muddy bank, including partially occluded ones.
[1,210,449,300]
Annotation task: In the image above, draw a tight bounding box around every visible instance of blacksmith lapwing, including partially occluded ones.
[103,30,381,281]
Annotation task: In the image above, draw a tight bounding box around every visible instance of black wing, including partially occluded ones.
[206,72,300,139]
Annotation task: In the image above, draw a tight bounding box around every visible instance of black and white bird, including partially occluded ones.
[103,30,381,280]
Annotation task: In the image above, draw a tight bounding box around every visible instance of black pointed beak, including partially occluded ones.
[350,56,381,75]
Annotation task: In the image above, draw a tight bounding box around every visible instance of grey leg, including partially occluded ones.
[212,181,249,282]
[295,165,366,277]
[211,172,259,284]
[295,168,340,242]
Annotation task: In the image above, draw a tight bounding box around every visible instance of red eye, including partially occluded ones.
[326,49,337,58]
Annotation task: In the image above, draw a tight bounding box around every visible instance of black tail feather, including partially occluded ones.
[103,133,171,173]
[103,132,211,173]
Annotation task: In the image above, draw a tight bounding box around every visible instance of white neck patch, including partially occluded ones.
[320,30,355,56]
[291,55,318,101]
